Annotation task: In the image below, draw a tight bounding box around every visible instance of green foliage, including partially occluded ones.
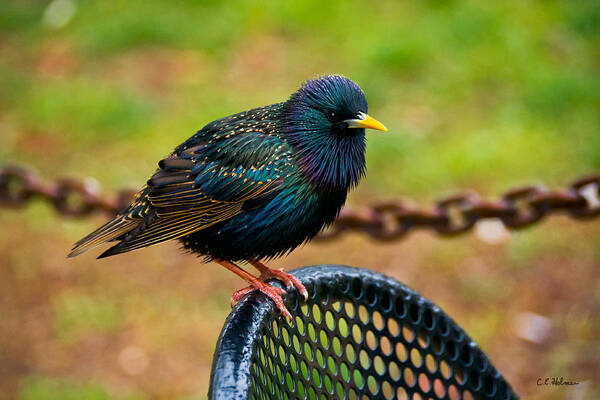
[22,80,155,142]
[1,0,597,192]
[20,377,109,400]
[19,377,146,400]
[52,292,123,344]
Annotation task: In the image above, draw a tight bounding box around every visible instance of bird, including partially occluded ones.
[68,75,387,318]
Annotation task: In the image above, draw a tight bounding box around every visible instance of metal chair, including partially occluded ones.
[209,265,518,400]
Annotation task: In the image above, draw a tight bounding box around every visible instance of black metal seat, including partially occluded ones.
[209,265,518,400]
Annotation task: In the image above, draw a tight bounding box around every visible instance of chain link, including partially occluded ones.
[0,165,136,217]
[1,164,599,241]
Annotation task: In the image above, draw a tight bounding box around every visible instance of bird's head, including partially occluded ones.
[283,75,387,192]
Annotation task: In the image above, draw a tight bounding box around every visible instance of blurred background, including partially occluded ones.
[1,0,599,399]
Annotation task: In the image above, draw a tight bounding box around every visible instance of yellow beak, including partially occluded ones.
[345,112,388,132]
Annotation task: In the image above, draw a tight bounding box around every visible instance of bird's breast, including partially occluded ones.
[182,181,347,261]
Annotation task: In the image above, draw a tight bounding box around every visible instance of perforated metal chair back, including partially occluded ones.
[209,265,518,400]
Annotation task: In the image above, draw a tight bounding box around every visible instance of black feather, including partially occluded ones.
[70,75,375,262]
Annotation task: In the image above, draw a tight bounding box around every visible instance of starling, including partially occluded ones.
[69,75,387,318]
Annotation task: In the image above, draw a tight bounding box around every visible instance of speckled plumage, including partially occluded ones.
[69,75,376,263]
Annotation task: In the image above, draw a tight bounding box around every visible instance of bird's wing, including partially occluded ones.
[77,138,286,258]
[67,188,152,257]
[105,157,283,254]
[69,106,292,258]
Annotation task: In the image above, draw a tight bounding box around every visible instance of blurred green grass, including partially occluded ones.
[1,0,599,399]
[2,0,599,193]
[20,376,145,400]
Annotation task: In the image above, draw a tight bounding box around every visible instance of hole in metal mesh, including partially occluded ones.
[352,323,362,343]
[366,330,377,350]
[455,367,465,385]
[353,369,364,389]
[365,285,376,305]
[358,305,369,324]
[380,291,392,312]
[244,272,516,400]
[373,355,385,376]
[359,349,370,369]
[311,366,321,388]
[382,380,393,400]
[462,345,473,366]
[434,378,445,398]
[338,317,349,338]
[344,302,356,319]
[319,330,329,351]
[470,370,481,391]
[367,375,378,395]
[485,374,496,396]
[417,328,429,349]
[348,388,357,400]
[300,303,309,317]
[402,325,414,343]
[439,316,450,336]
[448,384,459,400]
[307,321,317,342]
[325,310,335,331]
[432,334,442,355]
[281,326,289,345]
[410,348,423,368]
[419,372,431,393]
[395,341,408,362]
[403,367,415,387]
[351,277,362,298]
[332,300,343,313]
[380,336,392,356]
[409,302,421,324]
[315,348,324,368]
[447,340,458,360]
[327,355,337,376]
[389,361,400,381]
[340,361,350,383]
[397,386,408,400]
[312,304,322,323]
[425,353,436,373]
[387,318,400,337]
[441,360,452,379]
[372,310,385,331]
[424,308,434,330]
[394,297,406,318]
[332,337,342,357]
[295,316,305,335]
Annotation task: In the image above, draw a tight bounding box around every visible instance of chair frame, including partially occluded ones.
[209,265,518,400]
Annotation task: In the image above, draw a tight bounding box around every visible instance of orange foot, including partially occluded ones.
[230,281,291,319]
[215,259,302,320]
[250,260,308,301]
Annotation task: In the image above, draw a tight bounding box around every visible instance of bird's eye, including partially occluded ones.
[326,111,338,122]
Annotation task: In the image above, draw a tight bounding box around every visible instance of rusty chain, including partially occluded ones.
[0,165,137,218]
[1,164,599,241]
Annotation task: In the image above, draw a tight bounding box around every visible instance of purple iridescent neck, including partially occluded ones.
[282,76,368,193]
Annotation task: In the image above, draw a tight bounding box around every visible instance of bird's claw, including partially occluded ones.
[230,286,253,307]
[259,268,308,301]
[230,280,292,320]
[229,263,308,320]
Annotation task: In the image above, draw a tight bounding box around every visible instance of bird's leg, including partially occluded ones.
[214,259,292,319]
[250,260,308,301]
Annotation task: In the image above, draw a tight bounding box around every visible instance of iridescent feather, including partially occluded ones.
[69,75,372,262]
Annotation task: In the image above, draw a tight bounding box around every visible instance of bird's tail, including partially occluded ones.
[68,217,139,258]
